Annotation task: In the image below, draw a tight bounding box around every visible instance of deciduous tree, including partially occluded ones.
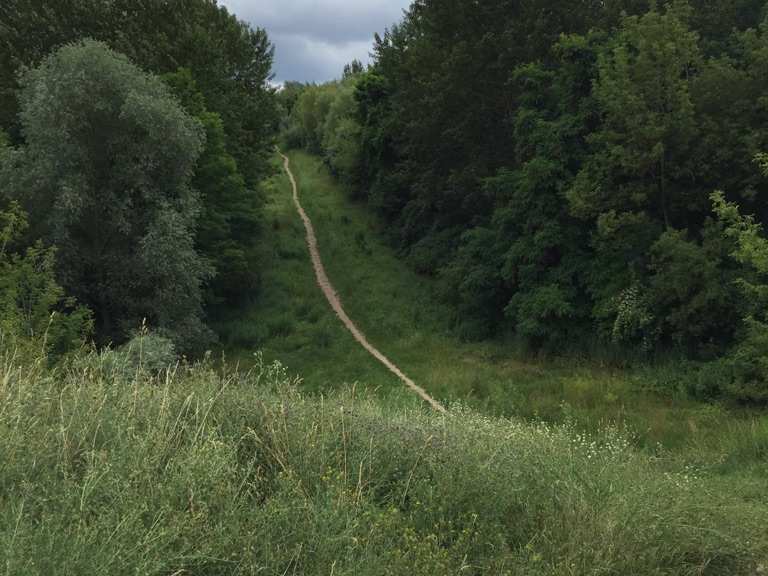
[6,40,212,350]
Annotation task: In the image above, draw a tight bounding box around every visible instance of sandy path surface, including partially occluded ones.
[279,151,446,414]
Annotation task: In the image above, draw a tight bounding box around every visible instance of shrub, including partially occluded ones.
[647,224,740,355]
[98,328,178,381]
[0,202,91,359]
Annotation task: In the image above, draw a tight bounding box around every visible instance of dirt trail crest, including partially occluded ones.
[278,151,446,413]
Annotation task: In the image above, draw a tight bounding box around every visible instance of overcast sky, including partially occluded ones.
[218,0,411,84]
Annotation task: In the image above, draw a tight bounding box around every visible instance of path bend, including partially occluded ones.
[278,150,446,414]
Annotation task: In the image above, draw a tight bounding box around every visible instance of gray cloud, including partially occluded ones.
[218,0,411,83]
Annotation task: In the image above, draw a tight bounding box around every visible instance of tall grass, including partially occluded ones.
[1,348,767,574]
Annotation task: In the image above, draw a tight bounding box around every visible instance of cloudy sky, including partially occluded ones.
[219,0,412,84]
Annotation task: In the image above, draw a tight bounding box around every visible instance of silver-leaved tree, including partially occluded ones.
[4,40,213,352]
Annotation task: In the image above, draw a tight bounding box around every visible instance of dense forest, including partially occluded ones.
[0,0,277,354]
[282,0,768,402]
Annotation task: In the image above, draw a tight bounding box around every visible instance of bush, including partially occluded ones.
[647,224,740,355]
[0,202,91,359]
[98,329,178,381]
[721,318,768,403]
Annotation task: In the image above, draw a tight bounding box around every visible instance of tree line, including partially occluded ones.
[0,1,277,355]
[282,0,768,402]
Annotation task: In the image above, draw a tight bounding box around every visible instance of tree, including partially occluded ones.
[277,81,307,130]
[343,59,365,79]
[690,19,768,224]
[711,180,768,401]
[568,1,702,228]
[564,2,710,345]
[5,40,212,351]
[646,224,740,353]
[320,80,363,188]
[442,35,599,345]
[0,0,278,187]
[164,68,263,307]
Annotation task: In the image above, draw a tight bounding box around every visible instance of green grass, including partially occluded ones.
[218,151,768,467]
[2,349,767,574]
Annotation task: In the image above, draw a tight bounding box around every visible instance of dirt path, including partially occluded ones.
[279,151,446,414]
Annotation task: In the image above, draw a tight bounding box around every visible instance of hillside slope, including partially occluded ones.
[2,351,766,574]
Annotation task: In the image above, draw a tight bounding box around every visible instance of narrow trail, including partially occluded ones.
[278,150,446,414]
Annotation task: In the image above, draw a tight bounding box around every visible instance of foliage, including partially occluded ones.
[164,69,263,307]
[276,81,308,135]
[343,58,365,79]
[0,202,91,358]
[0,0,278,186]
[4,146,768,573]
[281,78,364,193]
[321,83,363,187]
[570,1,702,226]
[228,151,768,452]
[1,3,278,342]
[646,224,740,354]
[711,188,768,401]
[442,36,599,344]
[280,0,768,387]
[2,346,766,574]
[5,40,212,352]
[99,327,178,381]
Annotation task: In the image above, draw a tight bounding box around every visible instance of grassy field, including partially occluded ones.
[2,349,766,574]
[217,151,768,468]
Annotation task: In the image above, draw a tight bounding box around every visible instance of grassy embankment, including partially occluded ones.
[218,151,768,465]
[1,350,766,574]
